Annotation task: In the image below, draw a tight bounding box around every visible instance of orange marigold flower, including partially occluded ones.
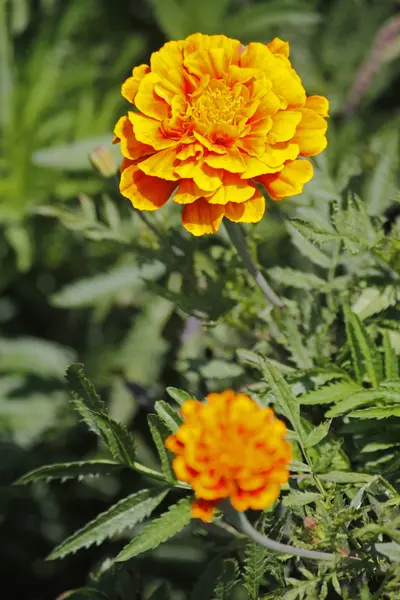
[165,390,292,522]
[114,34,329,236]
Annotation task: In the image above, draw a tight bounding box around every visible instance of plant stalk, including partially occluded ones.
[224,220,283,308]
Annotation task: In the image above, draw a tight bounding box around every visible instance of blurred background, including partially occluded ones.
[1,0,399,598]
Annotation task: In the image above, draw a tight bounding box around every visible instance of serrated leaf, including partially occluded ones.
[48,489,168,560]
[375,542,400,562]
[282,491,320,507]
[66,364,136,466]
[343,304,382,386]
[318,471,373,483]
[305,421,331,448]
[243,517,268,600]
[66,363,105,412]
[268,266,326,291]
[148,414,176,482]
[116,497,192,561]
[300,381,362,405]
[214,559,239,600]
[383,330,399,380]
[154,401,182,433]
[348,406,400,419]
[15,460,123,485]
[326,389,400,418]
[286,222,332,269]
[262,360,304,445]
[191,557,224,600]
[166,387,193,406]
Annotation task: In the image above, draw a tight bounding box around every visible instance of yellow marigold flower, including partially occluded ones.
[165,390,292,522]
[114,34,329,236]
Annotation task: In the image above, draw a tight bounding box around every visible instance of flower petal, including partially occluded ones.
[129,112,177,150]
[121,64,149,103]
[173,179,212,204]
[257,158,313,200]
[113,116,153,160]
[175,160,222,191]
[267,110,302,144]
[137,147,179,180]
[150,40,186,99]
[267,37,290,57]
[305,95,330,117]
[181,198,225,235]
[292,108,328,156]
[225,189,265,223]
[208,173,256,205]
[191,498,218,522]
[120,164,176,210]
[135,72,170,120]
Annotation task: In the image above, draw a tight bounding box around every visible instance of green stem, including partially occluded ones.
[132,461,190,490]
[223,505,360,562]
[224,220,283,308]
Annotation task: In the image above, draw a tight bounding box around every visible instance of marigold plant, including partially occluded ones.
[165,390,292,521]
[113,33,328,235]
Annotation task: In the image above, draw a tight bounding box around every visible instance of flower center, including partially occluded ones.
[192,82,244,126]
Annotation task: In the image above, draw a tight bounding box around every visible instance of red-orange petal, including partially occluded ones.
[181,198,225,236]
[120,164,176,210]
[224,189,265,223]
[257,158,313,200]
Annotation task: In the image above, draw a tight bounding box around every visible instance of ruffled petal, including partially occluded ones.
[305,95,330,117]
[175,160,222,191]
[225,189,265,223]
[113,116,153,160]
[205,147,247,173]
[257,158,313,200]
[150,40,186,100]
[208,173,256,205]
[120,164,176,210]
[292,108,328,156]
[267,110,302,144]
[137,147,179,180]
[173,179,212,204]
[181,198,225,235]
[267,37,290,57]
[121,64,150,103]
[135,72,170,120]
[129,112,177,150]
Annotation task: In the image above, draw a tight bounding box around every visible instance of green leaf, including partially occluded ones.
[15,460,123,485]
[116,497,192,561]
[375,542,400,562]
[200,360,243,380]
[343,304,383,386]
[282,491,320,507]
[190,557,224,600]
[348,406,400,419]
[286,222,332,269]
[268,266,326,291]
[300,381,362,405]
[214,559,239,600]
[363,129,399,215]
[148,414,176,482]
[48,489,168,560]
[148,0,188,39]
[318,472,373,484]
[154,401,183,433]
[243,524,268,600]
[305,421,331,448]
[383,330,399,380]
[66,363,105,412]
[51,262,164,308]
[32,136,118,171]
[66,364,136,466]
[326,389,400,418]
[262,360,304,444]
[0,337,75,378]
[166,387,192,406]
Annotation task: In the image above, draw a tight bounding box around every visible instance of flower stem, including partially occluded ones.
[224,220,283,308]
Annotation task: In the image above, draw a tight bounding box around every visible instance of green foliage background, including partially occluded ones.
[1,0,400,599]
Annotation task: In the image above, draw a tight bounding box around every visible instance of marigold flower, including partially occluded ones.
[165,390,292,522]
[114,34,329,236]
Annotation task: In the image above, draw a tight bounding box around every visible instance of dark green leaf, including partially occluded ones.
[15,460,123,485]
[154,400,183,433]
[148,414,176,482]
